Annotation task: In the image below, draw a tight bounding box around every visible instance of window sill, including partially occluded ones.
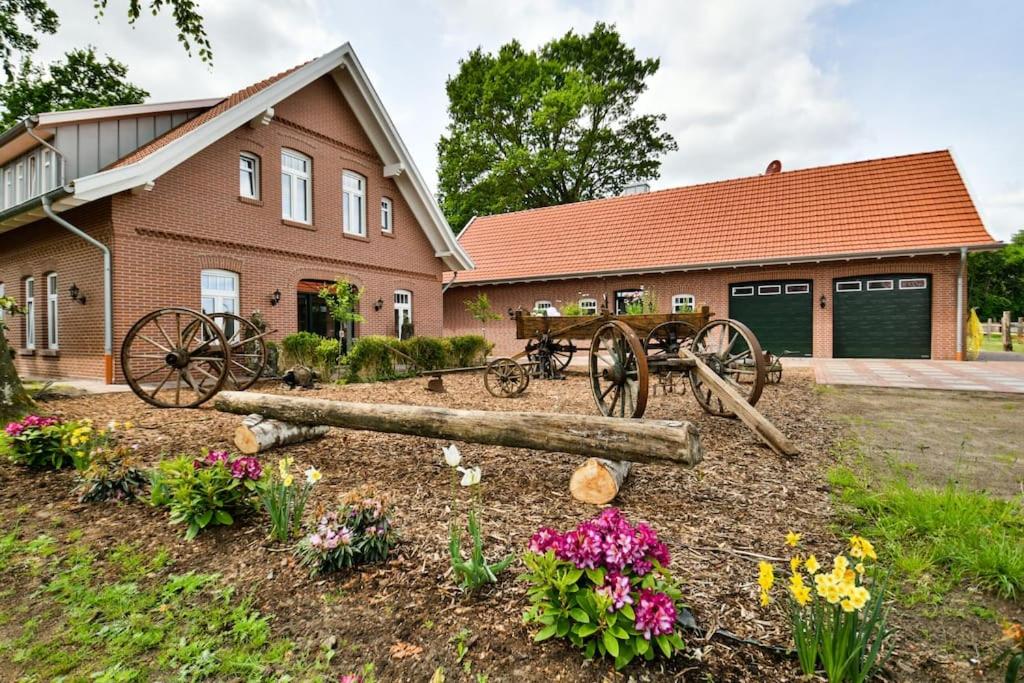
[40,349,59,358]
[342,232,369,242]
[17,348,35,356]
[282,218,315,231]
[381,230,395,239]
[238,196,263,207]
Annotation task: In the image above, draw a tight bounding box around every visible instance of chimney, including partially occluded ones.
[620,183,651,196]
[765,160,782,175]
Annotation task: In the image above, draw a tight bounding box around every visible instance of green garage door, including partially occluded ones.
[833,275,931,359]
[728,280,813,357]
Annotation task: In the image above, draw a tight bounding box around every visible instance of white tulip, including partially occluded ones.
[458,465,482,487]
[442,444,462,467]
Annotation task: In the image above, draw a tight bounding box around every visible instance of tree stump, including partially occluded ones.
[569,458,632,504]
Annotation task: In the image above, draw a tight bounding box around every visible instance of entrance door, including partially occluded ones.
[729,280,813,356]
[297,291,334,338]
[394,290,412,339]
[614,289,644,314]
[833,275,931,358]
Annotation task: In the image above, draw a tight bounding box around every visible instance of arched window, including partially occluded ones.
[343,171,367,236]
[281,149,311,223]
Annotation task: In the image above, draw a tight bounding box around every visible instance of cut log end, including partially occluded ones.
[569,458,632,505]
[234,414,330,454]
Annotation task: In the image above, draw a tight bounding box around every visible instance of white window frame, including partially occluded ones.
[27,155,38,198]
[731,286,754,297]
[899,278,928,290]
[380,196,393,233]
[835,281,862,292]
[866,279,893,291]
[0,282,5,321]
[24,277,35,350]
[533,300,554,314]
[671,293,695,313]
[240,152,260,199]
[15,161,25,204]
[785,283,810,295]
[281,149,311,223]
[394,289,412,338]
[200,269,239,317]
[757,285,782,295]
[41,150,52,192]
[3,169,12,209]
[579,297,598,315]
[343,171,367,237]
[46,272,58,349]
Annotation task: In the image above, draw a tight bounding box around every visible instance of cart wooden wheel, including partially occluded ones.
[484,357,530,397]
[589,320,649,418]
[204,312,268,391]
[688,319,766,417]
[525,336,576,374]
[120,307,230,408]
[644,320,698,361]
[767,355,783,384]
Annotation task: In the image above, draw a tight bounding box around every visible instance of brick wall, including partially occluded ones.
[443,255,963,360]
[1,201,112,379]
[3,74,448,381]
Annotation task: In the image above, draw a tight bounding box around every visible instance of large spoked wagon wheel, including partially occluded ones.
[484,357,530,397]
[644,320,698,361]
[589,320,649,418]
[204,312,268,391]
[120,307,230,408]
[688,319,766,417]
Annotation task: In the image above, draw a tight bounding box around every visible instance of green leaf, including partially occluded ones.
[556,618,570,637]
[569,608,589,623]
[214,510,233,526]
[534,624,558,642]
[609,625,629,640]
[585,568,605,585]
[619,603,635,620]
[602,630,619,657]
[635,637,650,656]
[185,524,199,541]
[575,623,598,638]
[655,634,672,658]
[196,509,213,528]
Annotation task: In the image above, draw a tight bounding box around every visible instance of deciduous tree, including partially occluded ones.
[969,230,1024,320]
[438,23,676,232]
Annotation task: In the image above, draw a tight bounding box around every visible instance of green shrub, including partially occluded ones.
[280,331,322,367]
[149,450,265,540]
[346,336,405,382]
[562,302,584,316]
[314,337,343,379]
[295,493,398,575]
[448,334,493,367]
[404,336,450,371]
[2,415,82,469]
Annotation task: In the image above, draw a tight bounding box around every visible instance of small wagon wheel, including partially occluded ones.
[548,339,576,371]
[204,312,268,391]
[644,320,698,361]
[484,357,530,397]
[120,307,230,408]
[688,319,766,417]
[765,353,783,384]
[589,320,649,418]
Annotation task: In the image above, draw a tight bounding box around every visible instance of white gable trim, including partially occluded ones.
[69,43,473,271]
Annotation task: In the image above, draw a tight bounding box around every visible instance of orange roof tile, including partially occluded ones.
[108,61,310,169]
[452,151,997,284]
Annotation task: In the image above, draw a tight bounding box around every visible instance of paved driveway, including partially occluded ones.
[794,358,1024,393]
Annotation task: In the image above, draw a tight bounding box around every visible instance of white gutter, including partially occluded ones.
[957,246,967,361]
[41,195,113,384]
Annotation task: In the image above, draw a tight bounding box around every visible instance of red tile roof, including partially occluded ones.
[108,61,309,168]
[452,150,997,284]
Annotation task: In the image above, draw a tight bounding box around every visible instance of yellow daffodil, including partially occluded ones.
[823,583,842,604]
[791,584,812,606]
[833,554,849,574]
[840,598,856,613]
[855,562,865,575]
[849,535,878,561]
[790,555,801,573]
[785,531,801,547]
[804,555,820,574]
[758,561,775,592]
[124,421,134,430]
[760,590,771,607]
[304,467,322,485]
[847,586,870,610]
[282,473,294,487]
[278,457,294,478]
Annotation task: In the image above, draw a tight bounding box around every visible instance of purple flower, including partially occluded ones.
[206,449,230,464]
[528,527,562,554]
[5,422,24,437]
[634,589,676,639]
[309,533,323,548]
[596,573,634,611]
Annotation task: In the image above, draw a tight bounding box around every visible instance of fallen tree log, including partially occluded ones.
[234,414,330,454]
[213,391,703,467]
[569,458,632,504]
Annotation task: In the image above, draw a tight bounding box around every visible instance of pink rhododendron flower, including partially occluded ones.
[596,573,634,611]
[528,527,562,553]
[205,449,230,464]
[5,422,24,437]
[634,589,676,639]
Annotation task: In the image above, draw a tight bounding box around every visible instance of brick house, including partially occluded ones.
[443,152,999,361]
[0,44,472,383]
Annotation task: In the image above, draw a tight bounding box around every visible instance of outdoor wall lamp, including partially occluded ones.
[270,289,282,306]
[374,298,384,311]
[68,283,86,305]
[819,294,827,309]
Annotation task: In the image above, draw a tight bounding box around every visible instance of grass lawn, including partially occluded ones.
[981,333,1024,354]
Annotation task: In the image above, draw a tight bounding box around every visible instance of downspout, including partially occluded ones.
[442,271,458,294]
[956,246,966,361]
[41,195,114,384]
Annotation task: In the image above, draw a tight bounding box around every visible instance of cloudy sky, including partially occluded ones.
[32,0,1023,240]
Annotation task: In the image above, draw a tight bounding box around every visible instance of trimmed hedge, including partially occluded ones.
[280,331,321,367]
[346,334,494,383]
